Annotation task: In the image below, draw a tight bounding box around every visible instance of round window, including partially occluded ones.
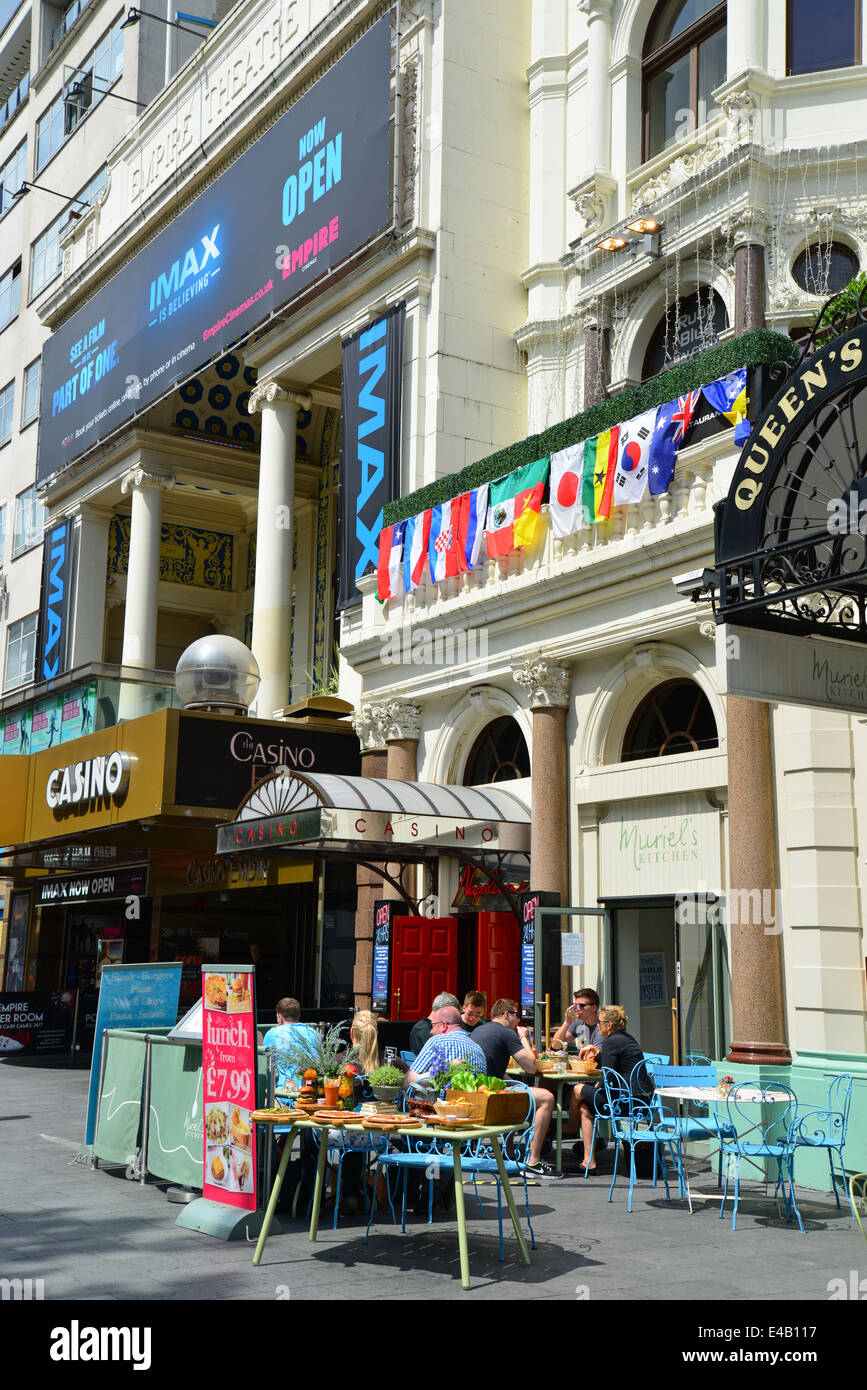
[792,243,859,297]
[622,679,718,761]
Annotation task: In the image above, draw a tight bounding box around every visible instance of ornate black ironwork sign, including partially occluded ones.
[713,312,867,642]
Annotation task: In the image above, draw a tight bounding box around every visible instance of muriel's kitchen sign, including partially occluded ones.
[618,815,700,872]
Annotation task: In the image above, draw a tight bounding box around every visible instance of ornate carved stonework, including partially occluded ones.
[399,57,419,228]
[380,698,422,742]
[574,190,607,236]
[513,656,570,708]
[120,467,175,496]
[351,703,389,752]
[698,620,717,642]
[247,381,312,414]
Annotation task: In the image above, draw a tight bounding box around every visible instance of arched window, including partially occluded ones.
[622,679,718,761]
[792,242,860,297]
[464,717,530,784]
[787,0,859,76]
[642,1,727,161]
[642,288,728,380]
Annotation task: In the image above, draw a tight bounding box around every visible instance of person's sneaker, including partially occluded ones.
[525,1160,565,1180]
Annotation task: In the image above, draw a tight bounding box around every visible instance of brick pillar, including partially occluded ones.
[350,705,389,1008]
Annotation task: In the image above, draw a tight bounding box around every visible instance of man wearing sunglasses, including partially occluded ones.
[552,990,603,1142]
[470,999,563,1180]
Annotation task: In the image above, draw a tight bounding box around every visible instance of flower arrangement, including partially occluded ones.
[273,1022,359,1079]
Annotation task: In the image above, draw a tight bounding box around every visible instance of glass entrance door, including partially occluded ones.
[675,892,730,1062]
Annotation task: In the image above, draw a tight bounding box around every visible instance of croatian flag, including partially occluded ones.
[458,484,488,571]
[403,510,432,592]
[428,498,463,582]
[377,520,405,601]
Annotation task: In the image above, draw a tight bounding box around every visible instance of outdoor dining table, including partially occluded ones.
[251,1112,532,1289]
[508,1062,594,1172]
[654,1085,793,1213]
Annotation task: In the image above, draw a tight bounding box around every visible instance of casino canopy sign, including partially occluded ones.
[711,313,867,644]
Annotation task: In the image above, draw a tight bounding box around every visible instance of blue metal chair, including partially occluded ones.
[642,1052,670,1070]
[686,1052,714,1067]
[650,1063,736,1186]
[602,1067,684,1212]
[718,1082,804,1233]
[791,1074,855,1216]
[308,1121,394,1229]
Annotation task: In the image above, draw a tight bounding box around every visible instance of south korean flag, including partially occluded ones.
[613,407,656,506]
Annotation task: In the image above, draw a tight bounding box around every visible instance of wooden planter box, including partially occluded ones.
[447,1089,529,1126]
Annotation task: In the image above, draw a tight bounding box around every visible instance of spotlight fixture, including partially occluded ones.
[597,234,628,252]
[625,215,663,235]
[13,181,90,210]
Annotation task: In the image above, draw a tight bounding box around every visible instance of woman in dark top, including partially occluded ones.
[575,1005,646,1173]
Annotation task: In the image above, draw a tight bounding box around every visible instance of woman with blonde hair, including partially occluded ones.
[350,1009,381,1075]
[574,1004,647,1174]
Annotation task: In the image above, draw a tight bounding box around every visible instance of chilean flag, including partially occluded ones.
[377,520,405,601]
[403,510,432,592]
[428,499,463,582]
[458,484,488,571]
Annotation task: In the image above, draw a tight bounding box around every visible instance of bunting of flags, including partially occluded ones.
[376,369,749,600]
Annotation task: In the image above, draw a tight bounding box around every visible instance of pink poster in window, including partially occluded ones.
[202,966,257,1210]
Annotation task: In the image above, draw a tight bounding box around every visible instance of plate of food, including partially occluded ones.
[227,973,252,1013]
[208,1149,230,1186]
[229,1146,252,1193]
[230,1106,252,1150]
[204,974,227,1010]
[205,1103,230,1145]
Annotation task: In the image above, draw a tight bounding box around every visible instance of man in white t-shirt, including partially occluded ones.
[261,997,320,1085]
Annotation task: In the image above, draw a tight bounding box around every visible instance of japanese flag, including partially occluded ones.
[550,443,592,538]
[613,408,656,506]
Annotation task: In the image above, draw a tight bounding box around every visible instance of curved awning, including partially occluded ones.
[216,770,531,859]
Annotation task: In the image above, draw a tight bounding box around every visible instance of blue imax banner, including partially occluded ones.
[338,301,405,608]
[35,517,73,681]
[38,16,392,483]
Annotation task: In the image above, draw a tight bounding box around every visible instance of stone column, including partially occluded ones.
[583,320,611,408]
[69,505,111,667]
[726,0,766,75]
[729,210,768,333]
[382,698,421,781]
[247,380,311,718]
[513,657,570,899]
[120,467,174,669]
[579,0,615,178]
[726,695,791,1065]
[351,704,389,1007]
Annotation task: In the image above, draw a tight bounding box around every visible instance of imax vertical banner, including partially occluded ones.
[338,302,405,608]
[38,16,392,482]
[35,518,73,682]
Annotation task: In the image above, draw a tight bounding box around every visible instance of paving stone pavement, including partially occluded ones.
[2,1056,865,1311]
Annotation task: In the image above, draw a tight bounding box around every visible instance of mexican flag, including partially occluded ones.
[486,457,550,557]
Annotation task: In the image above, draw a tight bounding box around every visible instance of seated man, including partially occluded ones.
[551,989,603,1137]
[261,997,320,1087]
[460,990,486,1032]
[408,991,461,1055]
[408,1006,486,1082]
[470,999,564,1180]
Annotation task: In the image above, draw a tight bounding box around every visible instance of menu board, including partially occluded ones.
[202,966,257,1211]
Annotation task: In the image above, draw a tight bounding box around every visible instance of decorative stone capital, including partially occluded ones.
[380,698,422,743]
[578,0,615,20]
[351,703,389,752]
[725,205,771,249]
[247,380,313,415]
[513,656,570,709]
[698,619,717,642]
[120,467,174,497]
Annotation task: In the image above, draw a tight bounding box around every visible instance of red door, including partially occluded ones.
[391,917,458,1021]
[477,911,520,1008]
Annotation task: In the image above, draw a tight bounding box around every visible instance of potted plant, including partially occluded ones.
[367,1064,404,1102]
[272,1023,360,1106]
[719,1074,735,1096]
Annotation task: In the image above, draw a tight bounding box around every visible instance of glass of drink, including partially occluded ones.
[323,1076,340,1108]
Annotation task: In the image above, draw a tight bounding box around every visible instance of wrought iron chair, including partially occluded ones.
[650,1063,736,1187]
[718,1082,804,1233]
[791,1074,855,1216]
[601,1066,684,1212]
[308,1121,393,1229]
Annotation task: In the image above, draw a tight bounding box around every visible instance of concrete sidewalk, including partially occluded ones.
[1,1057,864,1303]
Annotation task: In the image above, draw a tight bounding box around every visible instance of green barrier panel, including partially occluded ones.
[146,1039,204,1189]
[94,1033,147,1166]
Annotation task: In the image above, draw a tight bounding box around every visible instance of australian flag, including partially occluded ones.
[648,391,700,496]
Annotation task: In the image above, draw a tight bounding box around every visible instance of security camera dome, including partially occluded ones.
[175,635,260,714]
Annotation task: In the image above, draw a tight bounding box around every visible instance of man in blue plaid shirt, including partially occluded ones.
[408,1006,486,1082]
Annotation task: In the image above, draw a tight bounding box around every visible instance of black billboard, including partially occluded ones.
[38,16,392,482]
[34,517,74,682]
[337,301,404,608]
[174,713,360,809]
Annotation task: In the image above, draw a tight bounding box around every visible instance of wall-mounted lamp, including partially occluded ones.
[597,216,664,257]
[121,7,216,37]
[13,181,90,211]
[597,234,628,252]
[625,215,663,235]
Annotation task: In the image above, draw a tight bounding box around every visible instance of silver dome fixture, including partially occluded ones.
[175,635,260,714]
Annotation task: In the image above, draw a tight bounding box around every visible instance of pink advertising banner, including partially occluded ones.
[202,966,257,1210]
